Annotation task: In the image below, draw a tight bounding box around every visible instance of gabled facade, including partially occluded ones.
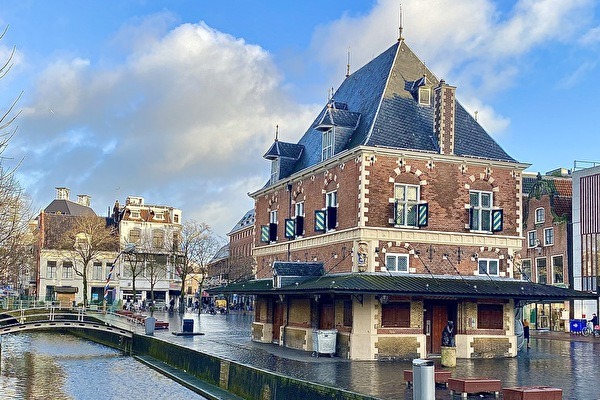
[213,39,593,360]
[520,170,572,331]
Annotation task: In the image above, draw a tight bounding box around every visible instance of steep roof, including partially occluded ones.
[228,209,255,235]
[262,40,517,187]
[44,199,96,216]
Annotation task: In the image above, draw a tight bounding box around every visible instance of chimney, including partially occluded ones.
[55,187,70,200]
[434,79,456,155]
[77,194,91,207]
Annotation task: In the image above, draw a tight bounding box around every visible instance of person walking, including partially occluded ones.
[441,321,456,347]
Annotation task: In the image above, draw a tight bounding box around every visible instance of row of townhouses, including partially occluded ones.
[209,37,599,361]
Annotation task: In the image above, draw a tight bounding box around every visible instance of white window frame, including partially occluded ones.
[385,253,409,273]
[295,201,304,217]
[93,262,103,280]
[326,191,337,208]
[270,210,278,224]
[470,190,493,232]
[544,227,554,246]
[418,87,431,105]
[527,231,538,248]
[131,211,140,218]
[552,255,564,285]
[536,257,548,284]
[47,261,57,279]
[322,128,334,161]
[478,258,499,276]
[394,183,420,227]
[535,207,545,224]
[62,261,73,279]
[270,159,279,184]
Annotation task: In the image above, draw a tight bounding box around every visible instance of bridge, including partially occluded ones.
[0,306,134,338]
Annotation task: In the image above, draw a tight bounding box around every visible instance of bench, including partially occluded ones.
[403,369,452,387]
[448,377,501,398]
[503,386,562,400]
[154,321,169,330]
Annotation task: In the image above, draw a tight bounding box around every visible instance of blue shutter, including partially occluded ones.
[285,219,295,238]
[260,225,269,242]
[417,203,428,227]
[492,209,503,232]
[315,210,326,232]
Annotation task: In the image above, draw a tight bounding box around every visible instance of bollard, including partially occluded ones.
[145,317,156,335]
[412,358,435,400]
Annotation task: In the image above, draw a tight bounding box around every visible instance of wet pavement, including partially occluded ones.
[105,311,600,399]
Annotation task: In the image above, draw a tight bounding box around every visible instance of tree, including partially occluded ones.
[170,220,222,313]
[60,215,119,307]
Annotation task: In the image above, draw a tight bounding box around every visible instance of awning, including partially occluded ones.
[54,286,78,294]
[207,273,597,302]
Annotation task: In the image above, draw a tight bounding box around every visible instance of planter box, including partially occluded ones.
[503,386,562,400]
[448,377,501,398]
[403,369,452,386]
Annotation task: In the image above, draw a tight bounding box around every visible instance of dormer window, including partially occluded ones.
[418,87,431,105]
[322,128,334,161]
[270,159,279,184]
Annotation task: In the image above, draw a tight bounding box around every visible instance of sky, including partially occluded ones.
[0,0,599,238]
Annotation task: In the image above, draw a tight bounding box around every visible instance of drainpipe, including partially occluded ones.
[287,182,292,262]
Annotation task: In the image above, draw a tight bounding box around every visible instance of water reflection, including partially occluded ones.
[0,333,206,400]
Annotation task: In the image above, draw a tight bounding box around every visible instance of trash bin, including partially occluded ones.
[145,317,156,335]
[312,329,337,357]
[412,358,434,400]
[182,318,194,333]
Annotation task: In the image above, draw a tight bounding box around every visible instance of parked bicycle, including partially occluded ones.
[582,321,600,337]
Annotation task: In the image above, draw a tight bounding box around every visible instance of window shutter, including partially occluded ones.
[315,210,326,232]
[417,203,428,227]
[260,225,270,242]
[269,222,277,242]
[492,209,503,232]
[393,200,400,225]
[285,219,295,238]
[295,216,304,236]
[327,206,337,230]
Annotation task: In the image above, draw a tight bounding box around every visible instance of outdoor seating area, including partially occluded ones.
[115,309,169,330]
[403,369,452,387]
[448,377,502,398]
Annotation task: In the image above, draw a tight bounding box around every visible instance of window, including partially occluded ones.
[152,229,165,248]
[270,159,279,184]
[478,258,499,276]
[418,87,431,105]
[47,261,57,279]
[105,264,114,280]
[131,211,140,218]
[62,261,73,279]
[270,210,278,224]
[521,259,532,281]
[544,228,554,246]
[322,129,334,160]
[268,210,278,242]
[326,191,338,230]
[528,231,538,248]
[385,254,409,273]
[536,258,547,284]
[535,208,545,224]
[129,228,141,244]
[552,255,564,284]
[294,202,304,237]
[295,202,304,217]
[93,262,103,280]
[477,304,503,329]
[326,191,337,208]
[394,184,419,226]
[381,302,410,328]
[469,191,492,231]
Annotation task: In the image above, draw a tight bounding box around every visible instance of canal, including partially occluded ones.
[0,332,206,399]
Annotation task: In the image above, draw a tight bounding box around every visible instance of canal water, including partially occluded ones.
[0,332,206,400]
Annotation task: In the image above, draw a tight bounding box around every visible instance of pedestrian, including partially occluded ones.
[441,321,455,347]
[523,319,530,349]
[591,313,598,328]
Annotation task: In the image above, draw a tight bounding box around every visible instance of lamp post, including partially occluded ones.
[103,243,136,314]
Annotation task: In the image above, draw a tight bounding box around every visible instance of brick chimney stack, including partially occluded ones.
[434,79,457,155]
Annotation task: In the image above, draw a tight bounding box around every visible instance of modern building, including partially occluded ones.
[520,169,573,331]
[211,37,593,360]
[572,161,600,319]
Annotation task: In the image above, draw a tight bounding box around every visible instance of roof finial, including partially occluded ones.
[346,47,351,78]
[398,3,404,41]
[474,111,478,121]
[275,124,279,141]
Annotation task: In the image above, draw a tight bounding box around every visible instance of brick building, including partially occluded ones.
[520,169,573,331]
[212,39,592,360]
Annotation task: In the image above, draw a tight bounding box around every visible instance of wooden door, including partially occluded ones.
[424,302,448,354]
[319,301,334,329]
[272,300,284,343]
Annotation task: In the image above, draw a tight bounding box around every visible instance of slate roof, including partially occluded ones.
[208,273,595,302]
[260,40,517,189]
[272,262,324,277]
[209,243,229,263]
[228,209,255,235]
[44,199,96,216]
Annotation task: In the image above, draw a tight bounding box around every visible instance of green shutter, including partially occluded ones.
[492,209,503,232]
[315,210,326,232]
[417,203,428,227]
[260,225,269,242]
[285,219,295,238]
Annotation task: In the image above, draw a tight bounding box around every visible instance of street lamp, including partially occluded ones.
[103,243,136,313]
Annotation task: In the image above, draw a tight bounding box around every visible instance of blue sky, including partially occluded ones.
[0,0,598,237]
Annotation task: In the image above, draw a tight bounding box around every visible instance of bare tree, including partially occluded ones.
[170,220,223,312]
[60,216,119,307]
